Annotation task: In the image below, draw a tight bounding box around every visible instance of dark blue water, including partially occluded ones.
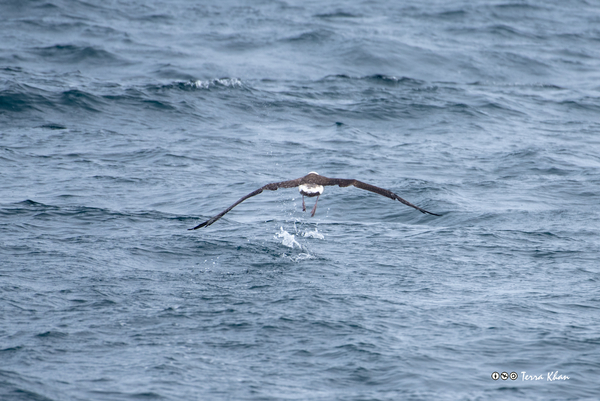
[2,1,600,400]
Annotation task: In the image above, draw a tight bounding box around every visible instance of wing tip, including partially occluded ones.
[189,221,209,230]
[423,210,441,216]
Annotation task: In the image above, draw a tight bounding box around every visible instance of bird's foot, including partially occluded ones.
[310,196,319,217]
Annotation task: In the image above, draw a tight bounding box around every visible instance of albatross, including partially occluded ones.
[189,172,440,230]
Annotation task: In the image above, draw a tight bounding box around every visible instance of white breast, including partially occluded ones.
[299,183,324,196]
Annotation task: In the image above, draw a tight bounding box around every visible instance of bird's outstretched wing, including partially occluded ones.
[323,177,440,216]
[189,173,440,230]
[188,177,303,230]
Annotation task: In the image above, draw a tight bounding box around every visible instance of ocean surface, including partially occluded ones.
[1,0,600,400]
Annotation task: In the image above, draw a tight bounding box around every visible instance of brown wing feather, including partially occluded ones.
[352,179,440,216]
[188,177,304,230]
[319,176,440,216]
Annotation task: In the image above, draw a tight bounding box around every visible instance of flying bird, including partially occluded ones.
[189,172,440,230]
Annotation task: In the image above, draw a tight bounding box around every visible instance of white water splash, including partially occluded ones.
[188,78,242,89]
[275,227,301,249]
[302,228,325,240]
